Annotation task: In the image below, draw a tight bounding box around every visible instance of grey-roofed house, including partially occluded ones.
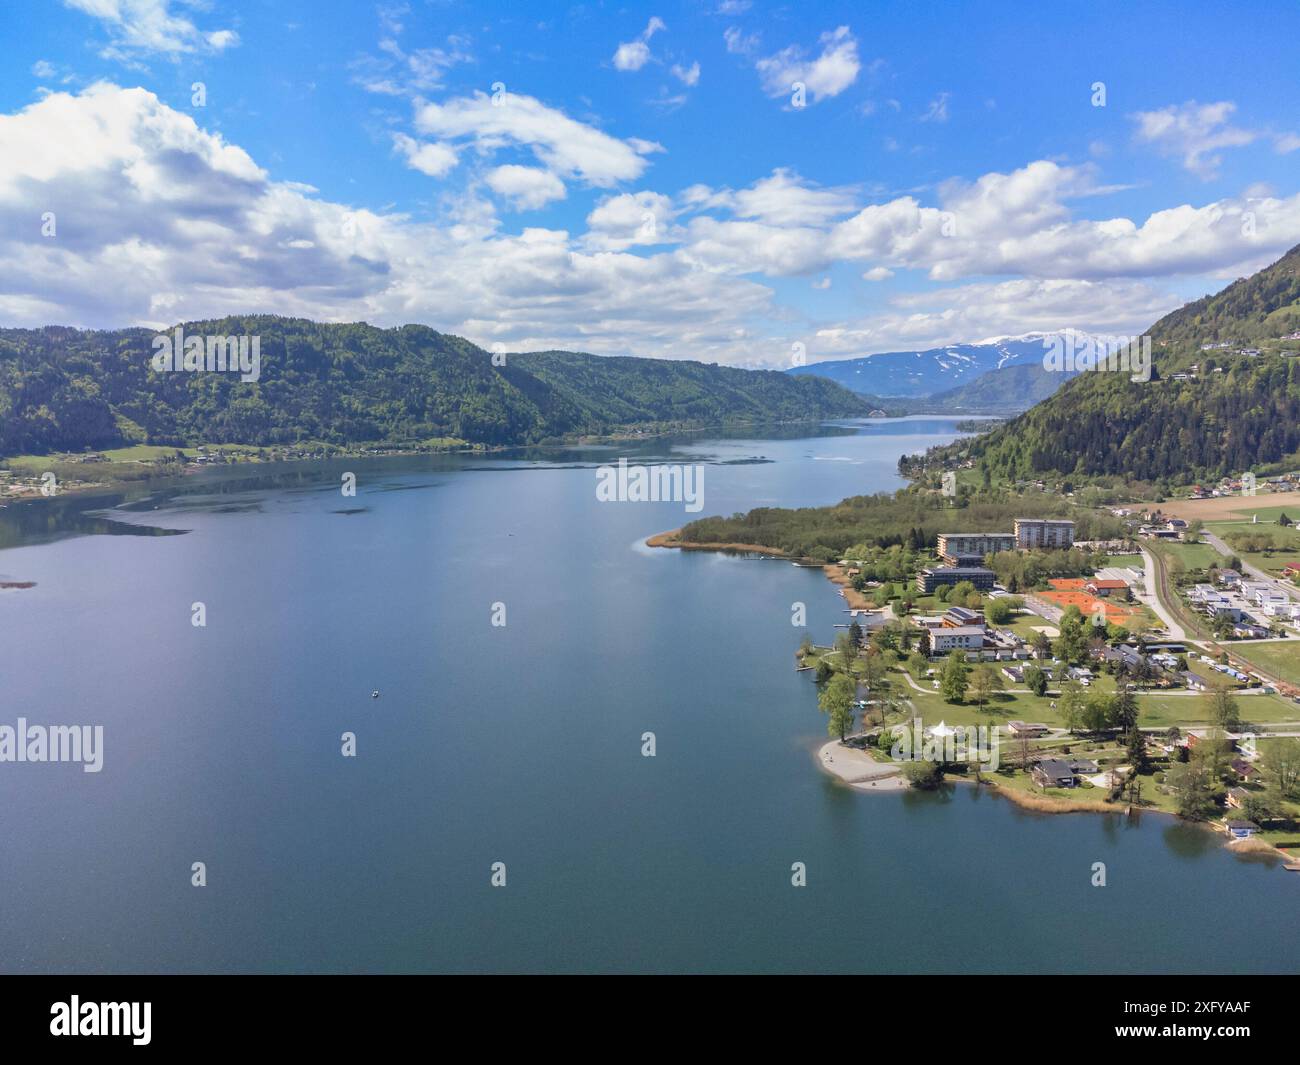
[1031,758,1076,789]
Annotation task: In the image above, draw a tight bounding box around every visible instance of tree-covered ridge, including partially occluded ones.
[903,243,1300,485]
[0,317,869,457]
[677,490,1126,559]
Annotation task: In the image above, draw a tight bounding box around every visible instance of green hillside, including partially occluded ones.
[0,317,869,457]
[904,244,1300,486]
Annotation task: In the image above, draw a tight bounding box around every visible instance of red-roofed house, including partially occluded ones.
[1086,579,1131,601]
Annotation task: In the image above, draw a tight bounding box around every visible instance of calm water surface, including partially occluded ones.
[1,418,1296,973]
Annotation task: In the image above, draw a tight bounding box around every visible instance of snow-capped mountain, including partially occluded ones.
[787,332,1086,398]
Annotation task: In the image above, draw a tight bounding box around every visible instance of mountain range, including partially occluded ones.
[786,333,1085,401]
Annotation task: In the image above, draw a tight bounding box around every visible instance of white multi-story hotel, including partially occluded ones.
[1013,519,1075,550]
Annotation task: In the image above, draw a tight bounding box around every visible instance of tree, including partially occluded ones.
[1082,692,1114,735]
[968,665,1004,712]
[1031,630,1053,659]
[815,660,833,684]
[1054,610,1089,665]
[1024,663,1049,697]
[1242,791,1283,825]
[1059,682,1087,733]
[1167,759,1218,820]
[1262,737,1300,797]
[848,620,863,648]
[1205,681,1241,730]
[940,652,969,704]
[1126,726,1151,774]
[834,631,858,672]
[902,760,944,789]
[907,651,929,680]
[1111,687,1140,738]
[986,598,1014,625]
[859,648,887,691]
[819,673,857,741]
[798,634,814,658]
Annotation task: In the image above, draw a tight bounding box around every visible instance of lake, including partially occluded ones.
[1,417,1296,973]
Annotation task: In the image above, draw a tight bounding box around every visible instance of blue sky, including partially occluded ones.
[3,0,1300,366]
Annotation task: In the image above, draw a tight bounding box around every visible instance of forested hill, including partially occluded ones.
[904,243,1300,486]
[0,317,869,457]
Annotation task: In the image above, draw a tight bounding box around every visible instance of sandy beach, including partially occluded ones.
[816,740,908,792]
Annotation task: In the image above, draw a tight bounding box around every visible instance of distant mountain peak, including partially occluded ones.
[789,331,1099,399]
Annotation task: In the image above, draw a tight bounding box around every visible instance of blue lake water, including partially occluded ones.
[1,418,1296,973]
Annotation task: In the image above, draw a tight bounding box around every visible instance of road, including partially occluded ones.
[1138,548,1191,642]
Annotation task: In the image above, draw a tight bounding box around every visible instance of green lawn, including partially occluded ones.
[1227,641,1300,688]
[1152,539,1222,571]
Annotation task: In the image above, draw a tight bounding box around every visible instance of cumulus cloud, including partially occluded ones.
[1131,100,1257,178]
[0,83,771,363]
[613,16,665,72]
[63,0,239,60]
[582,191,678,251]
[485,165,567,210]
[7,83,1299,370]
[413,91,653,188]
[753,26,860,102]
[392,134,458,177]
[809,279,1180,358]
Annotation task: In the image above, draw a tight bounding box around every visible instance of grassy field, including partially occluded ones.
[1150,539,1222,571]
[1227,640,1300,687]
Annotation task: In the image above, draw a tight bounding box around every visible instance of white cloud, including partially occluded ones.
[485,165,567,210]
[811,279,1179,357]
[7,83,1300,371]
[413,91,652,187]
[583,191,678,251]
[613,16,665,72]
[63,0,239,59]
[671,62,701,87]
[753,26,860,102]
[1275,132,1300,154]
[723,27,759,56]
[0,83,772,363]
[1131,100,1256,178]
[354,34,474,96]
[392,134,458,178]
[919,92,950,123]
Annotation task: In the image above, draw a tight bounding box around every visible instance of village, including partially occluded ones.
[805,514,1300,862]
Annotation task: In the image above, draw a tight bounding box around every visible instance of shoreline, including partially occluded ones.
[814,740,908,791]
[646,528,790,556]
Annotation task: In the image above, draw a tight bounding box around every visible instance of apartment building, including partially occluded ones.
[1014,518,1075,550]
[936,532,1016,565]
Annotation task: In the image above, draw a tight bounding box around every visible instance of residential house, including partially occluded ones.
[1031,758,1076,788]
[1225,820,1259,839]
